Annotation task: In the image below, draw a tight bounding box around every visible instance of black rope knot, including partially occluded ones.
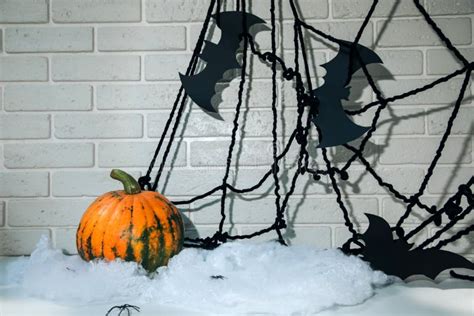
[283,67,295,80]
[339,170,349,181]
[264,52,277,62]
[138,176,151,190]
[277,218,287,229]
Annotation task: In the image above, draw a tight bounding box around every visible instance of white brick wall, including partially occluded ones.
[0,0,472,256]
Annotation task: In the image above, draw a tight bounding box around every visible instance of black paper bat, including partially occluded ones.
[311,41,383,148]
[358,214,474,280]
[180,11,265,114]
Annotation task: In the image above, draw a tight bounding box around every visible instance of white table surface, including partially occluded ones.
[1,257,473,316]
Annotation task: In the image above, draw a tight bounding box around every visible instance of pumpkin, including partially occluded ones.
[76,169,184,272]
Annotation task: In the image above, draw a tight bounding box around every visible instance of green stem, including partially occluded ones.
[110,169,141,195]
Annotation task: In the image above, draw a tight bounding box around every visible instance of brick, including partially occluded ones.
[154,169,229,197]
[287,197,378,224]
[379,137,471,165]
[146,0,212,22]
[283,21,373,49]
[377,78,471,105]
[5,27,93,53]
[353,107,426,135]
[375,18,472,47]
[382,197,424,224]
[52,55,140,81]
[145,54,191,81]
[4,84,92,111]
[98,141,186,167]
[186,225,235,240]
[231,167,332,196]
[0,202,4,226]
[8,198,93,227]
[54,228,77,254]
[217,81,277,109]
[335,225,429,248]
[250,0,329,20]
[55,113,143,139]
[189,23,275,51]
[428,107,473,135]
[382,196,472,225]
[283,78,373,108]
[0,0,48,23]
[345,167,426,195]
[333,0,421,18]
[0,57,47,81]
[52,170,141,197]
[193,196,378,225]
[237,225,281,243]
[427,167,474,194]
[357,50,423,77]
[97,84,180,110]
[4,143,94,168]
[247,51,325,79]
[98,26,186,51]
[430,227,473,255]
[190,140,277,167]
[149,109,298,138]
[286,226,332,248]
[427,48,474,75]
[0,172,49,197]
[426,0,474,15]
[0,229,50,255]
[52,0,141,23]
[0,114,50,139]
[238,225,332,248]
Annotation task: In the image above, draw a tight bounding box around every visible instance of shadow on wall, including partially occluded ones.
[155,0,473,252]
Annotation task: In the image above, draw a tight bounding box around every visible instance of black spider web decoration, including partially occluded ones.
[137,0,473,279]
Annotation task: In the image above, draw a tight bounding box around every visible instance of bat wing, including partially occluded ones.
[311,42,382,148]
[180,12,265,114]
[358,214,474,279]
[322,40,382,89]
[406,248,474,280]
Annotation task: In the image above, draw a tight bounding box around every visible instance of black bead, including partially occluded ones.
[339,170,349,180]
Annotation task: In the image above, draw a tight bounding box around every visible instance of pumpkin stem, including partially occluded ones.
[110,169,141,195]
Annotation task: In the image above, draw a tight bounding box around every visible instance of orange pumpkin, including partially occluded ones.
[76,169,184,272]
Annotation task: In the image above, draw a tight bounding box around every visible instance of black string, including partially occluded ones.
[140,0,217,190]
[216,0,249,240]
[142,0,474,257]
[396,69,471,232]
[269,0,285,244]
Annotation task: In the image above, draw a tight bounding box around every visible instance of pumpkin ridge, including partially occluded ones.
[81,197,122,260]
[147,196,167,268]
[169,211,184,254]
[101,196,128,260]
[125,203,135,262]
[139,197,158,271]
[130,195,147,265]
[78,193,116,237]
[113,197,133,261]
[77,193,116,251]
[142,194,167,269]
[90,197,124,258]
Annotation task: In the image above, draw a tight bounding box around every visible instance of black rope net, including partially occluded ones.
[138,0,473,261]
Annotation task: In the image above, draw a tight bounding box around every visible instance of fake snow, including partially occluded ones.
[4,236,390,315]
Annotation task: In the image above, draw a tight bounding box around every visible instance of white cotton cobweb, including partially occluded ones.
[4,235,391,314]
